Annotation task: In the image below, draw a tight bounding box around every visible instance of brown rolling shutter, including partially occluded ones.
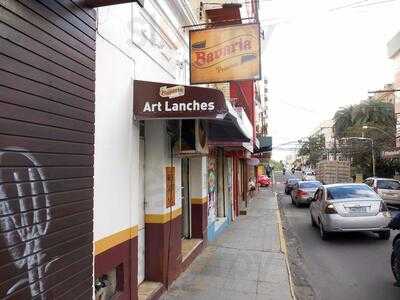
[0,1,95,299]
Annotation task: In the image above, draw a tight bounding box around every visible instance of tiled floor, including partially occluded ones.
[163,189,292,300]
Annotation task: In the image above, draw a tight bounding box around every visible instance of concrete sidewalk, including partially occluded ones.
[163,189,293,300]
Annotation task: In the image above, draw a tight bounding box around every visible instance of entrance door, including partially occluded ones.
[138,138,145,284]
[181,158,191,238]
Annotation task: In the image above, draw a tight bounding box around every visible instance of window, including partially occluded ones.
[364,179,373,187]
[326,185,378,200]
[377,180,400,190]
[300,181,321,189]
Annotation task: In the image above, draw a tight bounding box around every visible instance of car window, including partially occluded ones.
[299,181,321,188]
[315,189,322,201]
[326,185,379,200]
[364,179,373,187]
[377,180,400,190]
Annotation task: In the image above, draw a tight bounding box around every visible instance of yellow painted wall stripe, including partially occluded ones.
[145,208,182,224]
[95,225,138,256]
[191,197,208,204]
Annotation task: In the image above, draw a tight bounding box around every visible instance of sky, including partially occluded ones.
[259,0,400,162]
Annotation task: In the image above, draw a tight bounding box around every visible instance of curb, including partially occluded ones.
[275,192,297,300]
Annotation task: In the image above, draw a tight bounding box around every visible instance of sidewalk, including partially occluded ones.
[163,189,293,300]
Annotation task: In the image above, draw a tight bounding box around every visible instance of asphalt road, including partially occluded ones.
[274,172,400,300]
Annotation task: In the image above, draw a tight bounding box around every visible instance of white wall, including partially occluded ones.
[94,35,139,241]
[94,0,194,240]
[144,121,182,215]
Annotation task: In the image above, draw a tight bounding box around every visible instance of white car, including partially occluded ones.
[302,171,316,181]
[364,177,400,205]
[310,183,392,240]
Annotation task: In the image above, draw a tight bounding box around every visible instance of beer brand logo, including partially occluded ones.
[160,85,185,99]
[192,35,257,69]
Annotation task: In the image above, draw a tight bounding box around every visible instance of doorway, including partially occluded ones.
[181,158,191,239]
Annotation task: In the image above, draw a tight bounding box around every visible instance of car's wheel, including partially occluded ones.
[311,214,317,227]
[319,221,329,240]
[379,230,391,240]
[391,248,400,283]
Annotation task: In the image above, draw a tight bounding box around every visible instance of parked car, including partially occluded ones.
[310,183,392,240]
[388,213,400,286]
[284,177,299,195]
[258,175,271,187]
[291,180,322,207]
[364,177,400,205]
[302,171,316,181]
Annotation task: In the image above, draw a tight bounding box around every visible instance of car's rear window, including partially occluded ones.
[299,181,321,188]
[377,180,400,190]
[327,185,378,200]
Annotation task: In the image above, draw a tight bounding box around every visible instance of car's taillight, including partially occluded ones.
[325,203,337,214]
[380,201,388,212]
[297,189,307,196]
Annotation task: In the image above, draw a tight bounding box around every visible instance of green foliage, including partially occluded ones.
[269,160,285,171]
[333,99,399,177]
[298,134,326,167]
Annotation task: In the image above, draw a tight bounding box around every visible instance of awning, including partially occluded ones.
[208,101,253,143]
[254,136,272,154]
[133,80,252,142]
[85,0,144,7]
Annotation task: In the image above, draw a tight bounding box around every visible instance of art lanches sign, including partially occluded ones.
[133,80,228,120]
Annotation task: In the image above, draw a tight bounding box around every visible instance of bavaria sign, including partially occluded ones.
[189,24,261,84]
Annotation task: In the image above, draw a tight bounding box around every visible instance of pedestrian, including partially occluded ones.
[266,164,272,178]
[248,177,256,199]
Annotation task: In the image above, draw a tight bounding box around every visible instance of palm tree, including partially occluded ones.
[333,99,397,177]
[333,104,355,137]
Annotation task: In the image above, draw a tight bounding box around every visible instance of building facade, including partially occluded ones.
[0,0,261,299]
[388,31,400,148]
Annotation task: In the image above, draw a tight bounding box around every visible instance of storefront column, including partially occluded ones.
[190,156,208,239]
[144,120,182,286]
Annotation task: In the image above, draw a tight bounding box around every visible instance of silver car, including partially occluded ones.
[310,183,392,240]
[291,180,322,207]
[364,177,400,205]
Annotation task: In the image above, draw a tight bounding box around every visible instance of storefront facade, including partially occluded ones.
[0,1,261,299]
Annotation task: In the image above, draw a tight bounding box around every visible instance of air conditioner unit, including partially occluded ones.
[176,119,208,156]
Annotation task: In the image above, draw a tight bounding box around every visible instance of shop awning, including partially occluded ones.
[85,0,144,7]
[133,80,252,142]
[254,136,272,154]
[208,102,252,143]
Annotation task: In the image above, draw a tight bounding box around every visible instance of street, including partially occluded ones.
[274,172,400,300]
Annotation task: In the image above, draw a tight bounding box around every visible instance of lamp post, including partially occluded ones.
[341,137,376,177]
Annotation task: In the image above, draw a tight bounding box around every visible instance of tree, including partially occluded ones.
[298,134,326,167]
[333,99,398,177]
[269,160,285,171]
